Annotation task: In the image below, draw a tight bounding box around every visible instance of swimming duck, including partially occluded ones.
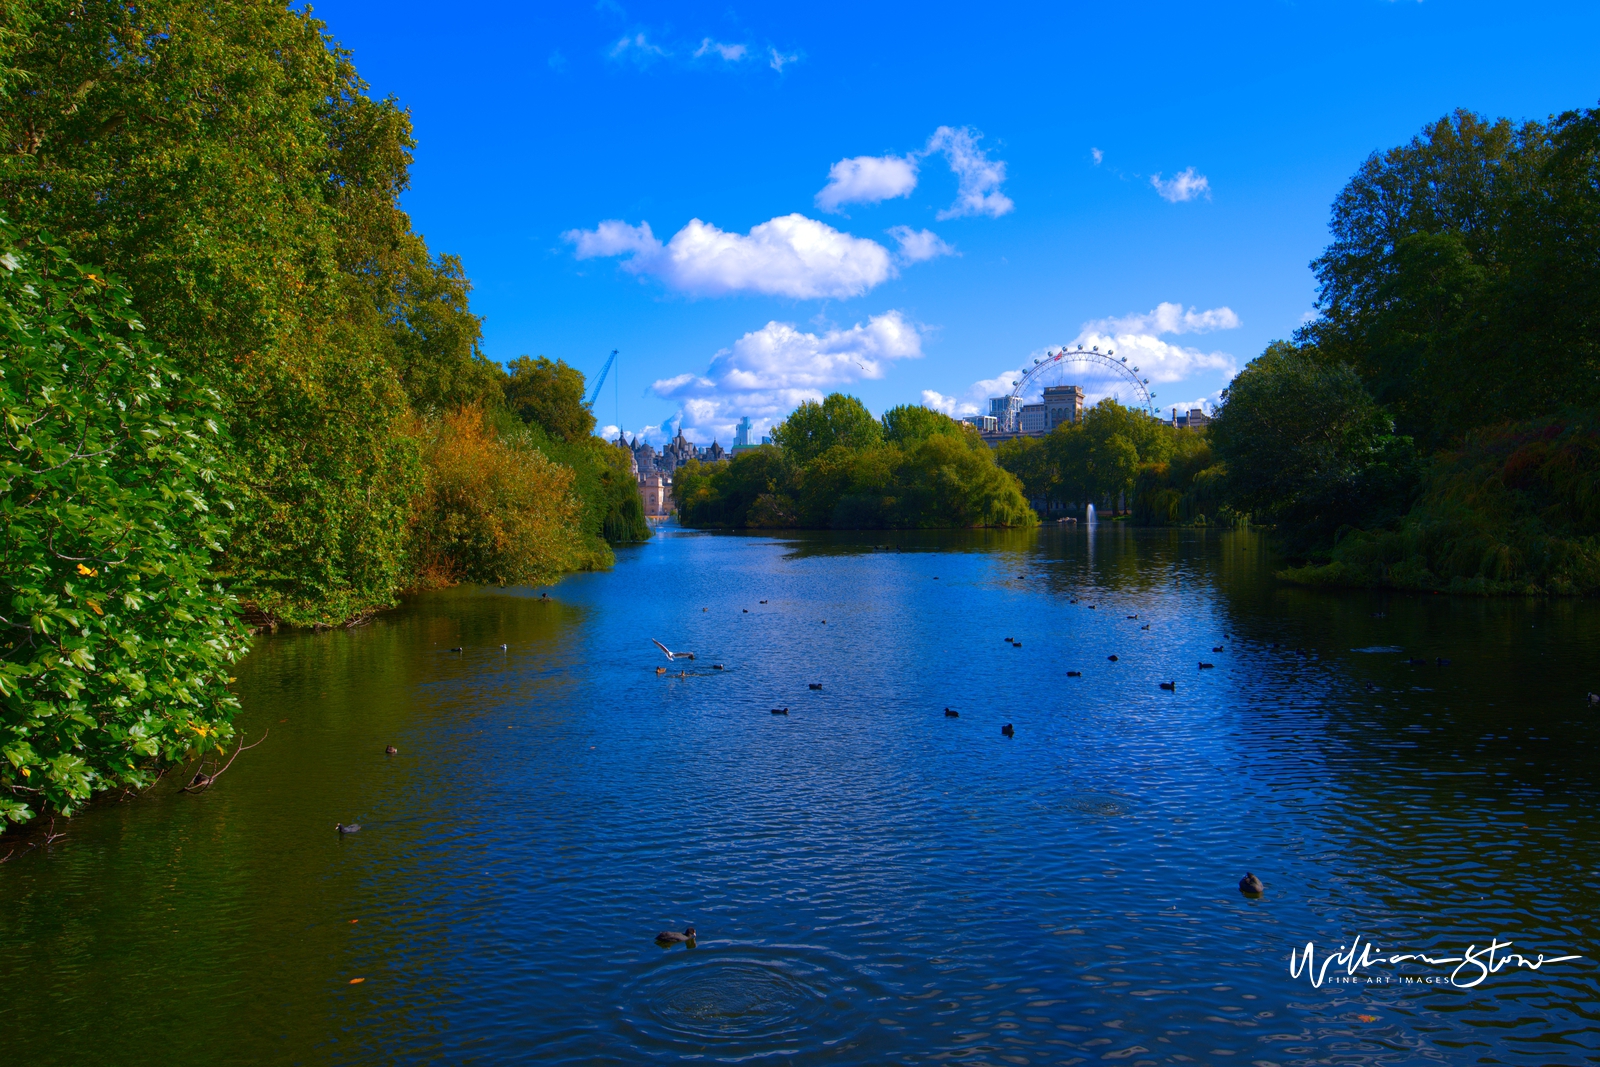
[1107,654,1119,662]
[1406,657,1426,665]
[1239,873,1265,896]
[770,707,789,715]
[1436,657,1451,667]
[743,609,749,613]
[1066,670,1082,678]
[336,823,361,834]
[655,926,696,944]
[499,643,508,650]
[1013,642,1023,648]
[759,600,768,604]
[1001,723,1014,737]
[1127,614,1138,619]
[656,666,667,675]
[1140,624,1150,630]
[1212,646,1223,653]
[1160,681,1176,691]
[809,683,823,690]
[712,664,725,670]
[1588,692,1600,704]
[945,708,959,717]
[1198,662,1214,670]
[1004,637,1013,642]
[449,646,463,653]
[384,745,398,756]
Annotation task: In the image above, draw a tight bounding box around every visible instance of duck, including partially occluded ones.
[499,643,508,650]
[336,822,361,834]
[1406,656,1426,665]
[541,593,548,598]
[1588,692,1600,705]
[1004,637,1013,642]
[655,926,697,944]
[656,666,667,675]
[677,670,687,678]
[712,664,725,670]
[1140,624,1150,630]
[770,707,789,715]
[1001,723,1015,737]
[384,745,398,756]
[1088,604,1098,610]
[944,708,959,718]
[1066,670,1082,678]
[1239,872,1265,896]
[1127,614,1138,619]
[743,609,749,613]
[1436,657,1451,667]
[1107,654,1119,662]
[1212,646,1224,653]
[759,600,768,604]
[1012,642,1023,649]
[809,683,823,690]
[1198,662,1214,670]
[449,646,463,653]
[1160,681,1176,691]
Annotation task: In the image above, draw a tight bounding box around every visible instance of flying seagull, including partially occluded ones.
[652,639,696,661]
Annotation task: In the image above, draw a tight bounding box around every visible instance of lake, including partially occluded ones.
[2,525,1597,1065]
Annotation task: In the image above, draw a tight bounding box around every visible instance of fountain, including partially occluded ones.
[1086,503,1097,526]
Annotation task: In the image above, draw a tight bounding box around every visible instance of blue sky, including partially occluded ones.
[312,0,1600,444]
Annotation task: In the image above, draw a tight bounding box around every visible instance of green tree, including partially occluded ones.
[1210,343,1419,555]
[1304,107,1600,448]
[504,356,596,443]
[771,394,882,466]
[0,0,483,625]
[881,404,965,445]
[1,225,249,825]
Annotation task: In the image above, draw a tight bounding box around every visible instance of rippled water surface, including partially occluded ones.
[4,526,1599,1065]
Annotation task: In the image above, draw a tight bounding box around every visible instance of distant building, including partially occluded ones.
[1042,385,1084,428]
[1171,407,1211,430]
[964,414,998,432]
[990,395,1024,430]
[734,416,752,447]
[639,471,672,519]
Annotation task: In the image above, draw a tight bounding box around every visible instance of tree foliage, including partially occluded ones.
[677,399,1034,529]
[1,226,249,824]
[994,399,1179,514]
[770,394,883,466]
[505,356,596,443]
[1304,106,1600,450]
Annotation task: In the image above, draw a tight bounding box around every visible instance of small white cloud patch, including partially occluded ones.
[887,226,956,264]
[694,38,748,61]
[1151,167,1211,203]
[815,155,920,213]
[564,214,895,299]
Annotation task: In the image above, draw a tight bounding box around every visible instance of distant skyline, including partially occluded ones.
[310,0,1600,444]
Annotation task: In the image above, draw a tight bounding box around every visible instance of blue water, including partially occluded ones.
[2,526,1598,1064]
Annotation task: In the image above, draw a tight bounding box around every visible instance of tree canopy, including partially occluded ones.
[770,394,883,466]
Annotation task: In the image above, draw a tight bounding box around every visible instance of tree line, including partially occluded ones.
[0,1,645,826]
[674,396,1035,529]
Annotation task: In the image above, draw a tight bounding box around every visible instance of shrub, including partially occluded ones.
[1,226,248,825]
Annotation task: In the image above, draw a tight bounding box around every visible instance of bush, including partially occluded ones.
[406,407,588,588]
[1,226,249,825]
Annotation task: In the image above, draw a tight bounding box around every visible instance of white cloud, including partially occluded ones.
[769,48,800,72]
[609,32,669,61]
[650,312,925,441]
[694,38,748,60]
[812,125,1012,219]
[1091,147,1104,165]
[930,302,1241,416]
[815,154,920,212]
[1151,167,1211,203]
[564,213,897,299]
[1085,301,1240,336]
[887,226,955,264]
[927,126,1014,219]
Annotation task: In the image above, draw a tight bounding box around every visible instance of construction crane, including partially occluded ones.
[584,350,618,409]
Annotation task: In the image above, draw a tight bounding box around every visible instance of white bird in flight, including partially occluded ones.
[652,639,696,661]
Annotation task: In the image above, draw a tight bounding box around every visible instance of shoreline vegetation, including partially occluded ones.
[1,2,646,826]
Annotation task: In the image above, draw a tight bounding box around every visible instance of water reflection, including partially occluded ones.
[1,526,1596,1065]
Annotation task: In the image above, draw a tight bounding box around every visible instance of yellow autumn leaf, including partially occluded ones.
[77,563,99,577]
[87,600,104,616]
